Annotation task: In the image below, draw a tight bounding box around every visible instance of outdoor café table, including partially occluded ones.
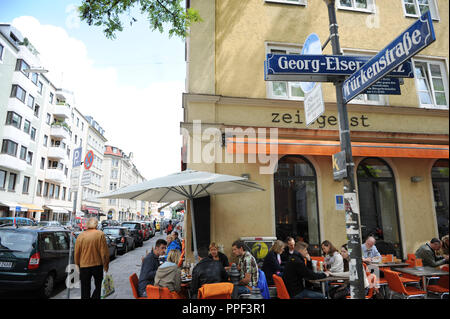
[308,276,349,297]
[373,262,410,268]
[392,266,449,298]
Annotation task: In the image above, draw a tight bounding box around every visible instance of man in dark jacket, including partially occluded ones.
[138,239,167,297]
[283,241,330,299]
[190,246,228,298]
[415,238,449,267]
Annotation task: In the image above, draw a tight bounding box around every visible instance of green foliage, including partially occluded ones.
[78,0,201,40]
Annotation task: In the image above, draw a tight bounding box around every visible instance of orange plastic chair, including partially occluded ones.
[272,274,290,299]
[129,273,147,299]
[198,282,234,299]
[427,275,449,299]
[146,285,183,299]
[177,249,185,267]
[383,269,426,299]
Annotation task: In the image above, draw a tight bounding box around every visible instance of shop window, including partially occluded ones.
[412,59,448,109]
[266,44,304,101]
[337,0,376,13]
[402,0,439,20]
[431,159,449,238]
[274,156,320,254]
[357,158,402,257]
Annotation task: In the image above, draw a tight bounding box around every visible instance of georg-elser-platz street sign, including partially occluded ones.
[343,11,436,103]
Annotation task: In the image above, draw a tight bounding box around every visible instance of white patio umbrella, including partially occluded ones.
[98,170,265,261]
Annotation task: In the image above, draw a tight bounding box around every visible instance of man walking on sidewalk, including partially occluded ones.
[74,217,110,299]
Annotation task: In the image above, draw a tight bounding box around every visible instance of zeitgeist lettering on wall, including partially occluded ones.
[343,11,436,103]
[271,110,370,128]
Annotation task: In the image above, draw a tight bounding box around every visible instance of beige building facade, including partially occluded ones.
[182,0,449,261]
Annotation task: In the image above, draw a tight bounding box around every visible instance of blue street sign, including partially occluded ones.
[343,11,435,103]
[73,147,82,168]
[265,54,413,82]
[363,77,401,95]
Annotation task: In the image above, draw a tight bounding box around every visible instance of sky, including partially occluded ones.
[0,0,186,180]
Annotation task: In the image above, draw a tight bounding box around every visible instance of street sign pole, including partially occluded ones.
[324,0,365,299]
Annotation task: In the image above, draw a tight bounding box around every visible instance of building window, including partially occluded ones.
[43,135,48,147]
[55,185,60,199]
[402,0,439,20]
[5,111,22,129]
[23,120,31,134]
[0,42,4,62]
[265,0,307,5]
[74,135,77,144]
[49,92,54,104]
[22,176,30,194]
[34,104,40,118]
[1,139,18,157]
[62,187,66,201]
[266,44,304,100]
[413,59,448,109]
[43,182,49,197]
[31,73,38,85]
[30,127,36,141]
[26,151,33,165]
[46,113,51,124]
[15,59,30,77]
[0,170,6,189]
[26,95,34,109]
[49,184,54,198]
[20,146,27,160]
[38,81,43,95]
[432,159,449,238]
[338,0,375,12]
[37,180,43,196]
[8,173,17,191]
[357,158,402,257]
[274,156,321,254]
[10,84,26,103]
[40,157,45,170]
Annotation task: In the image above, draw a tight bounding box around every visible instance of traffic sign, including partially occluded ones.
[343,11,435,103]
[265,54,413,82]
[300,33,322,94]
[304,83,325,126]
[81,170,92,186]
[73,147,82,168]
[84,150,94,170]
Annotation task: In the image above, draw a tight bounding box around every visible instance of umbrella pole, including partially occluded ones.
[189,197,199,263]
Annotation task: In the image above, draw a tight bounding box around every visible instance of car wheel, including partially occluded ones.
[39,273,55,299]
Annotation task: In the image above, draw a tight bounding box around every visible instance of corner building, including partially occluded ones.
[181,0,449,260]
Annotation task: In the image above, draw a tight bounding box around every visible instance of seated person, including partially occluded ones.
[138,239,167,297]
[415,238,449,267]
[154,249,183,298]
[190,246,228,298]
[173,231,182,247]
[262,240,285,285]
[164,234,181,259]
[232,240,259,296]
[283,241,330,299]
[208,242,230,270]
[280,237,295,265]
[322,240,344,272]
[361,236,382,264]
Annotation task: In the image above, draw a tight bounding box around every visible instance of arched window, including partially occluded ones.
[432,159,449,238]
[274,156,320,253]
[357,158,402,257]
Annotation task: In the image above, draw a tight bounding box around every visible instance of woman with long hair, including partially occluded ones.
[321,240,344,273]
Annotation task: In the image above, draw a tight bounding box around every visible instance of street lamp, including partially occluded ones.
[323,0,366,299]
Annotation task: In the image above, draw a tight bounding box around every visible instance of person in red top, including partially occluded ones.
[166,220,173,235]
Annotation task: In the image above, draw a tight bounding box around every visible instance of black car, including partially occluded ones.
[103,227,135,254]
[0,225,72,298]
[104,234,118,260]
[101,220,119,229]
[120,222,144,247]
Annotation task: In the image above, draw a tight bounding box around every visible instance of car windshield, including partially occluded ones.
[0,230,35,253]
[103,228,121,236]
[122,223,138,230]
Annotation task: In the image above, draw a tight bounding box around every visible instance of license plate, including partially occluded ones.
[117,243,123,247]
[0,261,13,269]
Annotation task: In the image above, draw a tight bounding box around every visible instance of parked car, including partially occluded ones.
[120,222,144,247]
[37,221,61,227]
[102,227,135,254]
[101,220,119,229]
[0,225,72,298]
[104,234,118,260]
[139,222,150,241]
[0,217,37,226]
[143,221,155,238]
[74,217,87,231]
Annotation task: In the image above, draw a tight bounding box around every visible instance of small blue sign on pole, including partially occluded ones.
[73,147,82,168]
[343,11,435,103]
[363,77,402,95]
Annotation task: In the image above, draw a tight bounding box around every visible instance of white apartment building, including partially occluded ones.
[0,24,108,222]
[101,145,147,221]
